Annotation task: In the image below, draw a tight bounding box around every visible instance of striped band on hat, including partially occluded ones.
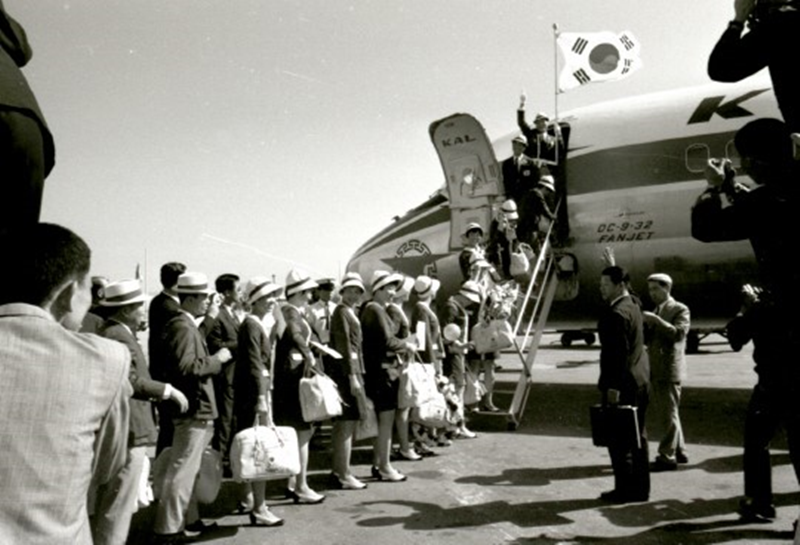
[100,279,147,307]
[175,272,212,295]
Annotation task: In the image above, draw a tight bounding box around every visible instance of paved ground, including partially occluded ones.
[128,334,800,544]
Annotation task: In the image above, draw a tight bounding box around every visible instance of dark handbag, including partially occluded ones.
[589,404,641,449]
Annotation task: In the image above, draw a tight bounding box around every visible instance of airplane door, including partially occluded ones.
[429,114,503,250]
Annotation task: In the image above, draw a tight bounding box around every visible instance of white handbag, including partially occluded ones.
[299,371,344,422]
[230,423,300,482]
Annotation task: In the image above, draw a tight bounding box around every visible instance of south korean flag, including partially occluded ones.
[557,30,642,92]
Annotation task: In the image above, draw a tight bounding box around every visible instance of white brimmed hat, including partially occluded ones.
[395,274,414,299]
[99,279,147,307]
[413,275,441,299]
[512,135,527,146]
[534,112,550,122]
[647,273,673,288]
[285,268,318,298]
[462,222,484,237]
[245,276,283,305]
[538,174,555,192]
[340,272,365,293]
[371,270,402,293]
[501,199,519,220]
[459,280,483,305]
[175,272,213,295]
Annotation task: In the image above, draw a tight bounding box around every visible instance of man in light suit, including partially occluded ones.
[92,279,189,545]
[0,223,131,544]
[153,272,231,543]
[643,273,691,471]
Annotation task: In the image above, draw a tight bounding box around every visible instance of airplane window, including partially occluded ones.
[725,140,741,168]
[685,144,710,173]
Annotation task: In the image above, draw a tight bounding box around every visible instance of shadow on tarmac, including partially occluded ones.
[354,491,800,543]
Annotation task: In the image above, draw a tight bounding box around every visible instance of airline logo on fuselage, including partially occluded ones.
[688,89,769,124]
[441,134,477,147]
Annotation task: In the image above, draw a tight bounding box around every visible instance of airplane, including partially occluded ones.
[346,75,779,352]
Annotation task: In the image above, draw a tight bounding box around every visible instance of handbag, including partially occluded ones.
[398,360,438,409]
[355,396,379,441]
[299,371,343,422]
[509,249,530,277]
[411,391,455,428]
[589,404,641,450]
[471,319,514,354]
[463,369,487,406]
[195,447,223,504]
[230,422,300,482]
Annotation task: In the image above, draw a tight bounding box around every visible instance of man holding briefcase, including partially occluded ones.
[597,266,651,504]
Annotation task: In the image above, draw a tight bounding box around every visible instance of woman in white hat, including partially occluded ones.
[409,275,444,455]
[327,272,368,490]
[387,274,422,462]
[273,269,325,504]
[487,199,521,280]
[232,277,285,526]
[361,270,416,481]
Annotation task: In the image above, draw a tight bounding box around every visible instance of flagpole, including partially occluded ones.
[553,23,560,121]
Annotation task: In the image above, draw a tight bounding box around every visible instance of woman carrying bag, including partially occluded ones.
[361,271,417,482]
[327,272,369,490]
[273,269,326,504]
[232,277,285,526]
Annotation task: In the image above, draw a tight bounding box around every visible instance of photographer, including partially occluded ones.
[708,0,800,130]
[692,118,800,524]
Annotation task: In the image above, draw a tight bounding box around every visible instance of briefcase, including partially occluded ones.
[589,404,641,450]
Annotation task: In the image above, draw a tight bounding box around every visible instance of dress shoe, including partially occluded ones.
[651,458,678,472]
[334,474,368,490]
[480,402,501,412]
[676,451,689,464]
[152,529,201,544]
[414,441,437,457]
[456,427,477,439]
[599,490,648,504]
[250,509,284,527]
[395,448,422,461]
[371,466,407,482]
[288,489,325,504]
[436,436,452,447]
[738,497,776,523]
[184,520,218,533]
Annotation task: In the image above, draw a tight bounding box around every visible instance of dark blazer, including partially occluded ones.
[645,297,690,383]
[208,306,239,356]
[502,154,539,204]
[103,320,164,447]
[411,301,442,365]
[330,303,365,376]
[148,292,181,381]
[233,315,271,432]
[273,304,317,427]
[598,295,649,398]
[161,312,220,420]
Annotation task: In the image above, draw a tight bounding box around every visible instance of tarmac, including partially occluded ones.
[127,334,800,544]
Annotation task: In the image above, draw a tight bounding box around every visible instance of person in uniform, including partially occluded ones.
[233,277,284,526]
[361,270,416,482]
[328,272,369,490]
[273,269,326,504]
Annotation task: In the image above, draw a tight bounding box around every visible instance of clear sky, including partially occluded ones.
[9,0,742,292]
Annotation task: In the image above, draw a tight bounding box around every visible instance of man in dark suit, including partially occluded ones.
[149,262,186,455]
[93,280,189,545]
[643,273,690,472]
[153,272,231,542]
[597,266,650,503]
[207,273,242,472]
[501,135,539,205]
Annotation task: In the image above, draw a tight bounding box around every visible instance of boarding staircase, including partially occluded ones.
[486,219,561,430]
